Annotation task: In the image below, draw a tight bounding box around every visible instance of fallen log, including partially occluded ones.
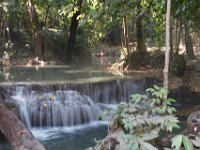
[0,97,46,150]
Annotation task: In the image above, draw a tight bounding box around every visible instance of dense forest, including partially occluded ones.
[0,0,200,150]
[0,0,199,65]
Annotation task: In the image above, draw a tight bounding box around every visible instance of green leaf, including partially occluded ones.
[167,98,176,103]
[183,135,193,150]
[167,107,174,115]
[131,94,144,103]
[171,134,183,150]
[142,132,159,141]
[140,141,158,150]
[146,88,155,92]
[154,85,160,90]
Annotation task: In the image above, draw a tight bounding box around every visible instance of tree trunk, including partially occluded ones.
[0,97,46,150]
[65,0,82,62]
[163,0,171,90]
[184,21,195,59]
[66,11,80,58]
[175,16,182,56]
[122,15,129,56]
[136,0,146,54]
[44,4,50,27]
[170,21,173,59]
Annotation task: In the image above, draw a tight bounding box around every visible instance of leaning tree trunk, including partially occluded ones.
[136,0,146,54]
[163,0,171,90]
[0,97,46,150]
[184,20,195,59]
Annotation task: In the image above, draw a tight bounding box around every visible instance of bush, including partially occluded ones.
[107,85,180,149]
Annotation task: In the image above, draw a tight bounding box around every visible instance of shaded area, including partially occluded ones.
[0,133,11,150]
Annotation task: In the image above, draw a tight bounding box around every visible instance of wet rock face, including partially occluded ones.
[187,111,200,135]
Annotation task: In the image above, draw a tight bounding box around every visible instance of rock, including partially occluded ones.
[187,110,200,136]
[94,125,126,150]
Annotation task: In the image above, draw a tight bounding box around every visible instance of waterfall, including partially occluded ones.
[28,90,100,127]
[10,87,101,128]
[11,86,32,129]
[1,77,158,128]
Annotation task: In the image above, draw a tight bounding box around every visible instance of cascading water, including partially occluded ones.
[11,86,32,129]
[28,90,100,127]
[2,77,157,128]
[10,87,101,128]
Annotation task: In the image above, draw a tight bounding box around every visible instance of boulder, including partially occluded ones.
[187,110,200,136]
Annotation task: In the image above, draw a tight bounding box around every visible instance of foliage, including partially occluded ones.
[170,130,200,150]
[1,0,199,63]
[39,29,67,58]
[109,85,179,149]
[171,134,193,150]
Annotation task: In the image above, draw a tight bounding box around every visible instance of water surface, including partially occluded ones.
[0,65,118,83]
[0,122,108,150]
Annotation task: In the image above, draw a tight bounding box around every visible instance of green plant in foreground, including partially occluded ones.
[171,130,200,150]
[110,85,180,150]
[171,134,193,150]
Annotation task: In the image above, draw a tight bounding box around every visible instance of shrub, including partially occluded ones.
[109,85,179,149]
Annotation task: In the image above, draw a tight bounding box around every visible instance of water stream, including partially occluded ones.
[0,66,158,150]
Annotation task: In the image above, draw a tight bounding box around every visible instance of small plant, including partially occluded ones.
[109,85,180,150]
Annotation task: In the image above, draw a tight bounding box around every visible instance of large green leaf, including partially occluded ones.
[171,134,183,150]
[183,135,193,150]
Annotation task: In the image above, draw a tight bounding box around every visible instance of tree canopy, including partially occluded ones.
[0,0,199,65]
